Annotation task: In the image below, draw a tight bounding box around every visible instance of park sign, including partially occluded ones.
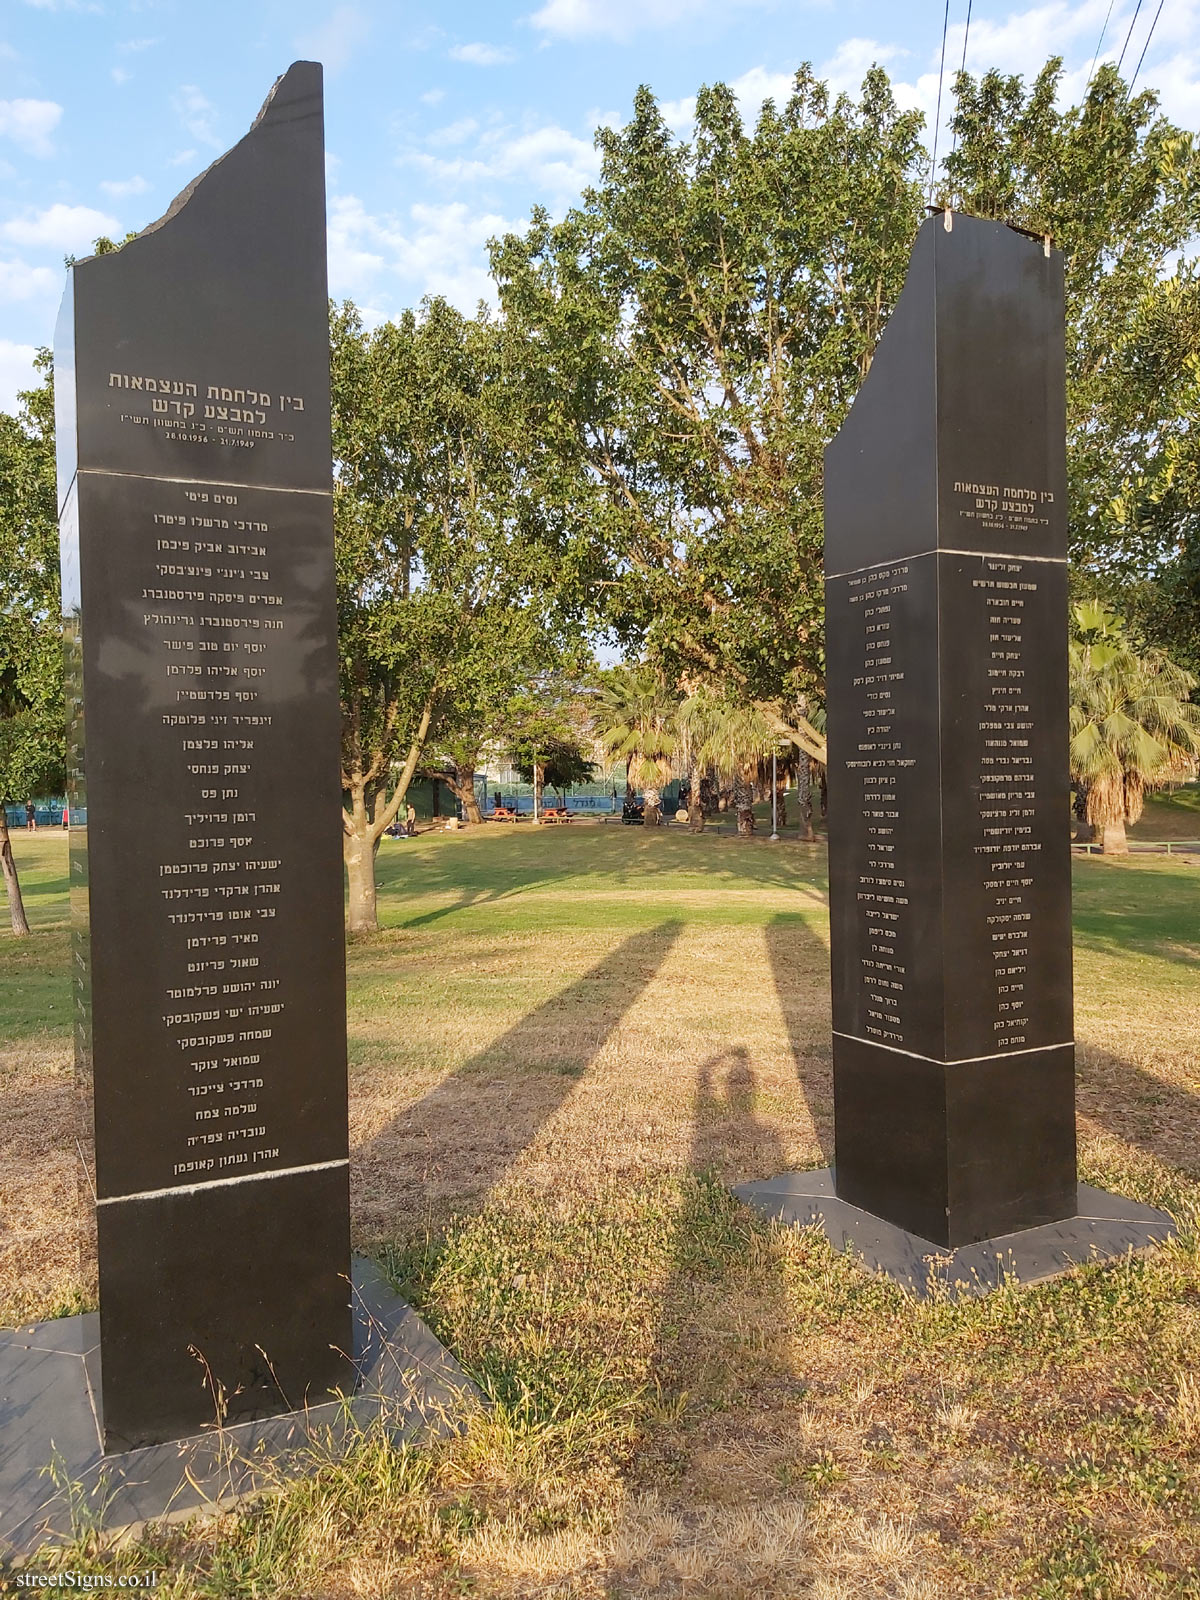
[56,62,351,1449]
[823,211,1076,1246]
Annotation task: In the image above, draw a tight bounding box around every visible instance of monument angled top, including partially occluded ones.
[824,212,1067,580]
[55,60,330,509]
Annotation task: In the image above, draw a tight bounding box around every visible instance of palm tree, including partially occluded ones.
[1069,603,1200,854]
[679,690,781,838]
[590,663,679,826]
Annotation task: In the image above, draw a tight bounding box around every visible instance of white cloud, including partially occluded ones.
[658,66,798,135]
[860,0,1200,140]
[1,203,120,252]
[112,67,132,86]
[168,148,198,167]
[0,340,38,415]
[405,120,601,198]
[0,258,59,302]
[295,5,370,76]
[528,0,769,43]
[0,98,63,158]
[172,85,220,149]
[420,87,446,105]
[427,117,480,147]
[450,42,517,66]
[328,192,516,313]
[100,175,149,198]
[820,39,907,98]
[117,37,161,53]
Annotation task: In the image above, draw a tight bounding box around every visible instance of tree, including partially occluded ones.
[492,69,928,768]
[944,61,1200,634]
[0,351,64,936]
[1069,603,1200,854]
[589,663,679,825]
[504,679,594,818]
[679,689,780,838]
[332,298,593,930]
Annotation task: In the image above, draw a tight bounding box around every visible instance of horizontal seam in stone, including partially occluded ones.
[825,548,1068,580]
[96,1157,349,1205]
[832,1029,1074,1064]
[73,467,332,497]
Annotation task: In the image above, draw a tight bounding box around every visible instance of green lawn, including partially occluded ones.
[2,824,1199,1598]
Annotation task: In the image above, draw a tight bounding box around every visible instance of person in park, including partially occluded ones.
[24,802,35,831]
[405,801,417,837]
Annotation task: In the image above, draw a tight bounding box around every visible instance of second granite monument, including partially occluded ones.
[822,211,1075,1247]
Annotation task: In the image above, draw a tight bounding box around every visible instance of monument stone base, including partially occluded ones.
[0,1259,480,1559]
[733,1169,1176,1299]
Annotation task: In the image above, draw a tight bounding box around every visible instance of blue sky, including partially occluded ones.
[1,0,1198,409]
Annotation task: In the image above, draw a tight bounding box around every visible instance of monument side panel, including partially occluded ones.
[932,220,1075,1241]
[824,214,1077,1249]
[824,222,951,1240]
[58,61,352,1451]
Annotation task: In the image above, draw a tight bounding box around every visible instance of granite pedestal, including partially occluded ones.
[0,1259,480,1559]
[733,1169,1176,1299]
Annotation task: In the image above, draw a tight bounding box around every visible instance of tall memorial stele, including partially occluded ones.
[57,62,352,1449]
[823,212,1076,1248]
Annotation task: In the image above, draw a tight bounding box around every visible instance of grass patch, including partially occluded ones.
[3,824,1199,1595]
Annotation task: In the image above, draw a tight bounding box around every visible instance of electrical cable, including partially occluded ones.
[1116,0,1145,73]
[1086,0,1117,90]
[928,0,952,206]
[949,0,974,168]
[1129,0,1166,92]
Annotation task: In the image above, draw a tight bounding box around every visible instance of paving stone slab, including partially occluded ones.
[0,1259,480,1559]
[733,1169,1177,1299]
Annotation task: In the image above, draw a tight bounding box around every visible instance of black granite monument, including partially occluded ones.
[735,211,1176,1290]
[56,61,352,1450]
[823,211,1075,1248]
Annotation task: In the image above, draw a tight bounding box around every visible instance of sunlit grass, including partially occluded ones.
[3,823,1199,1596]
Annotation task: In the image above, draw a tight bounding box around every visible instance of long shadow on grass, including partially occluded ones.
[352,920,683,1236]
[632,1050,802,1514]
[765,913,835,1163]
[1077,1044,1200,1182]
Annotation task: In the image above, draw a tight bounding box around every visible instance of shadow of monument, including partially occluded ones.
[1077,1044,1200,1182]
[633,1050,802,1499]
[764,913,835,1164]
[351,920,684,1237]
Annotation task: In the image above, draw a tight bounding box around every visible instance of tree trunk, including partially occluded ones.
[446,762,483,824]
[643,784,662,826]
[797,757,815,841]
[1100,819,1128,855]
[533,762,543,822]
[687,760,706,833]
[0,813,31,937]
[774,777,787,830]
[343,818,378,935]
[818,767,828,819]
[734,771,755,837]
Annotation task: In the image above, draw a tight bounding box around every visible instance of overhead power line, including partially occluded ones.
[1116,0,1146,73]
[1130,0,1167,92]
[1086,0,1117,90]
[928,0,952,205]
[950,0,974,166]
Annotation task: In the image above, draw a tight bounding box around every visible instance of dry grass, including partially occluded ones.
[2,825,1199,1598]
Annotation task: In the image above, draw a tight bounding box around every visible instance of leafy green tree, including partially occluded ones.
[679,689,780,837]
[332,298,593,929]
[1069,602,1200,854]
[492,69,927,766]
[503,677,594,817]
[944,61,1200,627]
[590,662,679,825]
[0,351,63,936]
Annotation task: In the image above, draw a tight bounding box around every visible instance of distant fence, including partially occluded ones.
[1072,839,1200,855]
[4,803,68,828]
